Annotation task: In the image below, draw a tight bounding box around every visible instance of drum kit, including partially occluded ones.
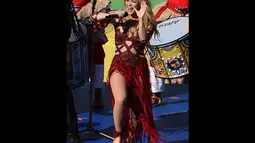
[147,16,189,80]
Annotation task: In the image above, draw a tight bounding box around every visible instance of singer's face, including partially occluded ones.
[125,0,139,15]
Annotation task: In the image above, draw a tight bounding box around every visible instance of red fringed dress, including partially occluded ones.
[91,12,165,143]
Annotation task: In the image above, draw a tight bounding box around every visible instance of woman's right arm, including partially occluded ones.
[90,12,110,21]
[89,10,125,30]
[90,10,125,21]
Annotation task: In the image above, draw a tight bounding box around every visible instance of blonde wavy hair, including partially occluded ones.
[142,0,159,37]
[124,0,159,39]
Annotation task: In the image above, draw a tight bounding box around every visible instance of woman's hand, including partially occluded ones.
[136,1,147,41]
[133,0,147,19]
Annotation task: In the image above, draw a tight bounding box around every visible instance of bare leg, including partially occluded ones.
[110,73,128,143]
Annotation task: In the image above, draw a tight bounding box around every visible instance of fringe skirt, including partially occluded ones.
[107,54,165,143]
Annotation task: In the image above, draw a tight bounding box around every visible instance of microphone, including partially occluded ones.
[105,12,128,19]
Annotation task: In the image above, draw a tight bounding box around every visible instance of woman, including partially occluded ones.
[90,0,164,142]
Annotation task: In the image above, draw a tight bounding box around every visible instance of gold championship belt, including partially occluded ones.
[148,16,189,79]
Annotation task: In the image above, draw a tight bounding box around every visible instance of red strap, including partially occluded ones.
[114,130,121,137]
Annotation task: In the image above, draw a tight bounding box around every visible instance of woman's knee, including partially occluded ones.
[114,94,127,105]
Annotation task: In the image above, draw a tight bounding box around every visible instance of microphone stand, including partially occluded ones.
[78,18,114,141]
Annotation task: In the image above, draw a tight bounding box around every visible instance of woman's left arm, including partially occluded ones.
[138,18,146,42]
